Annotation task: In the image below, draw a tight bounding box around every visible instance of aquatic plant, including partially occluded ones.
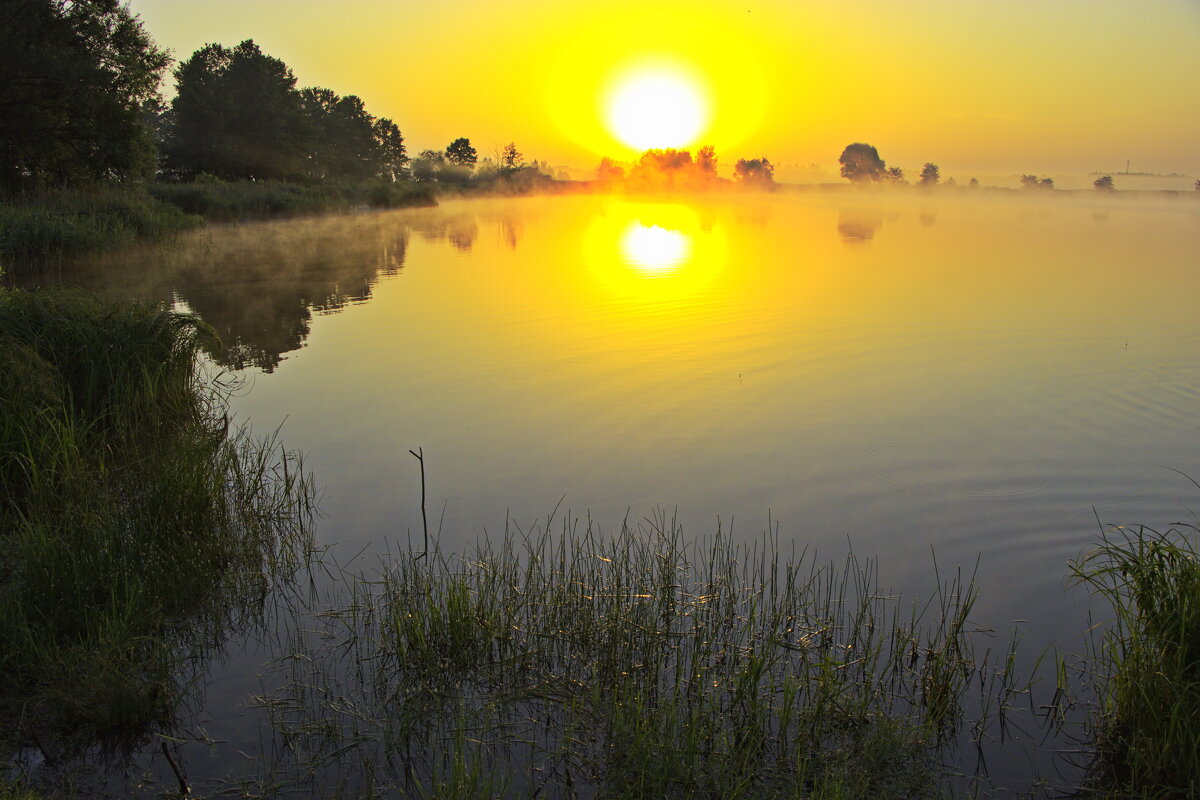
[0,289,314,752]
[247,511,1027,798]
[1071,522,1200,797]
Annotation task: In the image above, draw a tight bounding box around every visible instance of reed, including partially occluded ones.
[1071,522,1200,797]
[0,289,315,754]
[0,188,200,269]
[149,178,435,223]
[246,511,1026,798]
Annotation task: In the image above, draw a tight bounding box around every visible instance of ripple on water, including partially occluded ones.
[865,440,1051,497]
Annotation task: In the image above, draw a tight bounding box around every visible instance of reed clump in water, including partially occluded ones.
[1071,523,1200,797]
[0,288,314,753]
[252,513,1026,799]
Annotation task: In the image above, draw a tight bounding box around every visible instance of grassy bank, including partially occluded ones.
[148,177,435,223]
[1072,523,1200,798]
[0,188,201,267]
[0,289,314,759]
[243,515,1028,799]
[0,179,435,273]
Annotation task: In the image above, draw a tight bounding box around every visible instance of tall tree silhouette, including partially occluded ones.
[0,0,169,188]
[445,138,477,168]
[166,40,307,179]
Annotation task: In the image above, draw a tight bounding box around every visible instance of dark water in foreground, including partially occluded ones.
[12,189,1200,792]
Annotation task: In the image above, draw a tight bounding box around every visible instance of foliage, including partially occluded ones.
[0,289,314,753]
[445,137,478,169]
[886,166,906,184]
[839,143,887,183]
[596,156,625,183]
[411,149,445,183]
[0,0,170,189]
[624,148,724,191]
[501,142,525,173]
[1071,524,1200,796]
[734,156,775,187]
[1020,174,1054,190]
[163,40,406,183]
[1093,175,1115,192]
[920,162,940,186]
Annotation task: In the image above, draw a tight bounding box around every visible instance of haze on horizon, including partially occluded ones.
[128,0,1199,178]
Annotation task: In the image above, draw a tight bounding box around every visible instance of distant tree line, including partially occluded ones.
[595,146,775,190]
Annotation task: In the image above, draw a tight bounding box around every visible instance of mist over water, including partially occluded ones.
[14,188,1200,790]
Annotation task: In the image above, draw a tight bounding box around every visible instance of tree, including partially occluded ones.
[1195,179,1200,192]
[734,157,775,187]
[1093,175,1115,192]
[501,142,524,172]
[969,177,979,189]
[838,143,887,183]
[166,40,308,180]
[695,145,718,178]
[919,162,939,186]
[300,89,380,180]
[0,0,170,188]
[885,166,905,184]
[410,149,444,182]
[1020,174,1040,189]
[373,118,407,181]
[596,157,624,183]
[445,137,477,168]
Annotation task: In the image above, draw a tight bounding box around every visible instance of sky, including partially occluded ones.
[128,0,1200,177]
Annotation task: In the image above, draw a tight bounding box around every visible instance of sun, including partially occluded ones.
[604,66,710,151]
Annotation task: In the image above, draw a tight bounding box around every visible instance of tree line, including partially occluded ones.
[595,147,776,189]
[0,2,548,192]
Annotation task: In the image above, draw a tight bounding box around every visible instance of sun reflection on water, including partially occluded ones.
[620,222,691,276]
[584,201,727,303]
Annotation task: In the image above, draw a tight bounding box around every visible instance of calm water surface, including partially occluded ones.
[17,189,1200,790]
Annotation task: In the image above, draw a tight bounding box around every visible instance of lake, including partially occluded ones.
[14,188,1200,791]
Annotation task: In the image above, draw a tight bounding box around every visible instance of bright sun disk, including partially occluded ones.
[605,70,708,151]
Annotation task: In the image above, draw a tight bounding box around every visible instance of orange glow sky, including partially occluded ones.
[129,0,1199,176]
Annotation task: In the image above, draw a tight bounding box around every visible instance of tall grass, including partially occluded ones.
[246,512,1027,799]
[149,178,435,223]
[0,289,315,754]
[0,188,200,269]
[1071,523,1200,797]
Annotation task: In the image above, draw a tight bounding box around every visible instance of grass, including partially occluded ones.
[149,177,436,223]
[1071,522,1200,798]
[244,511,1029,799]
[0,187,201,269]
[0,288,315,756]
[0,179,435,274]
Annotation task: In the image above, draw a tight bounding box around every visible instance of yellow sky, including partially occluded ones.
[129,0,1199,176]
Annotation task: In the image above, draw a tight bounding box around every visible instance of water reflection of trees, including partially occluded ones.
[11,209,510,372]
[837,208,885,243]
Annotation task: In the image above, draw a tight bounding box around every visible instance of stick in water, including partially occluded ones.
[409,447,428,557]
